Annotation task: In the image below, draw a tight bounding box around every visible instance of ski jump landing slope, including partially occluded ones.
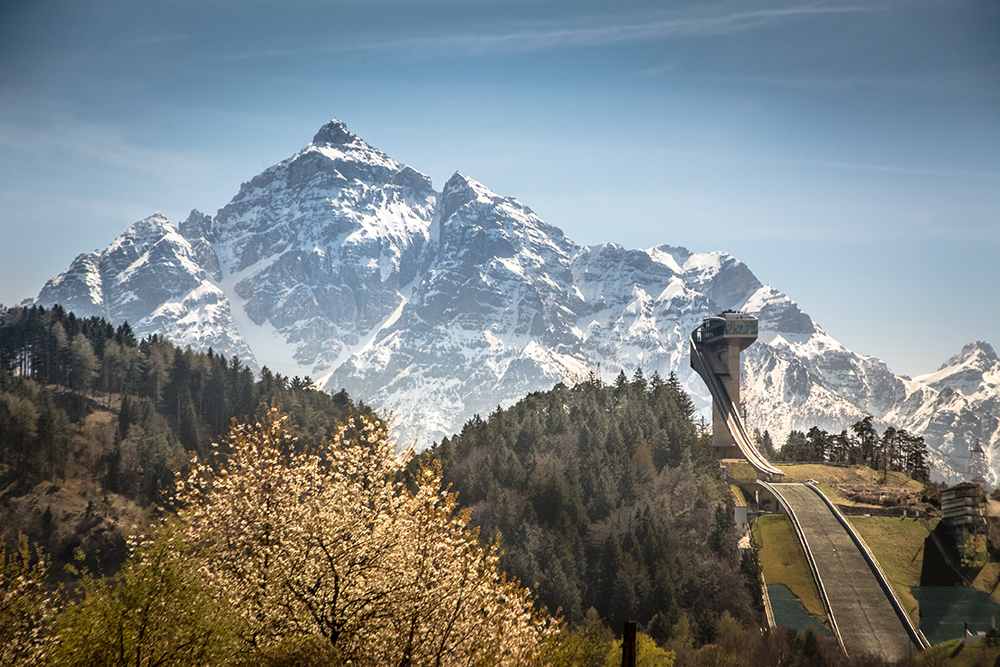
[764,482,926,661]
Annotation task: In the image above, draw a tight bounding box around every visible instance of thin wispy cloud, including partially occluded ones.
[652,69,1000,97]
[224,5,885,61]
[642,63,676,76]
[688,143,1000,180]
[0,120,209,182]
[802,158,1000,179]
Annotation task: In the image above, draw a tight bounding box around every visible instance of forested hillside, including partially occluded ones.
[770,419,929,481]
[1,305,910,665]
[421,370,762,645]
[0,304,369,570]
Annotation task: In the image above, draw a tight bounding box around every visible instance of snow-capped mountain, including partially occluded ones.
[893,342,1000,482]
[30,120,999,485]
[741,321,1000,484]
[35,212,252,361]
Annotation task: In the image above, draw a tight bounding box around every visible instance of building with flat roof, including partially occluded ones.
[941,482,988,567]
[941,483,986,530]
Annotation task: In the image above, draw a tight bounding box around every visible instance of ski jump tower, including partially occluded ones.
[690,311,782,477]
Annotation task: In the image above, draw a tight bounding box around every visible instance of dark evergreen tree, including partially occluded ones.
[780,429,809,461]
[852,416,879,468]
[178,389,201,455]
[115,321,138,347]
[760,430,774,457]
[423,377,757,644]
[805,426,830,462]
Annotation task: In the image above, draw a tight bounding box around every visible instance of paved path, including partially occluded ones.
[770,483,918,662]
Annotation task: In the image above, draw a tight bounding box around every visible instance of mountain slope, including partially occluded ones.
[891,342,1000,482]
[197,121,437,375]
[36,213,252,361]
[30,120,999,484]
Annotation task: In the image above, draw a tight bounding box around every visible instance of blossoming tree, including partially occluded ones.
[175,403,556,666]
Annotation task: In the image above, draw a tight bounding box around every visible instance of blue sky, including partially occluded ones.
[1,0,997,378]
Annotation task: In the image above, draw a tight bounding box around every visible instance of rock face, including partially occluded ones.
[36,212,252,361]
[32,120,1000,484]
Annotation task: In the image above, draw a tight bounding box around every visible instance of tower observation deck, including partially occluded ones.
[690,312,781,478]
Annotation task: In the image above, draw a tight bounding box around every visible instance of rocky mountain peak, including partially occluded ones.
[956,341,998,365]
[442,171,485,194]
[178,209,213,239]
[28,118,1000,487]
[133,211,171,230]
[311,119,358,147]
[439,172,491,222]
[107,213,175,253]
[920,341,998,380]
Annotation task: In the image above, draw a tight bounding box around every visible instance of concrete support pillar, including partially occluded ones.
[710,341,744,458]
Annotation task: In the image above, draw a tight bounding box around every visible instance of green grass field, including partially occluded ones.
[777,463,922,489]
[752,515,826,625]
[724,460,758,481]
[846,515,937,624]
[914,638,1000,666]
[973,562,1000,603]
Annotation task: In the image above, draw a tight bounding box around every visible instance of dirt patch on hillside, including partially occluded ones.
[1,404,152,579]
[838,484,923,509]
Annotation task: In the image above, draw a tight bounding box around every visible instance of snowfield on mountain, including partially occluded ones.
[33,120,1000,485]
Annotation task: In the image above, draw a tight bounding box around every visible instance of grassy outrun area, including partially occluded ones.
[847,516,937,625]
[914,638,1000,666]
[752,515,826,625]
[776,464,924,507]
[777,464,919,487]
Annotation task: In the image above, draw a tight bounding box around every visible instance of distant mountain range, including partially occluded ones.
[28,120,999,485]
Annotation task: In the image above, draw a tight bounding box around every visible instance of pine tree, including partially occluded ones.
[805,427,830,462]
[760,430,774,458]
[178,389,201,455]
[0,392,39,468]
[68,333,98,397]
[781,430,809,461]
[114,321,137,347]
[901,431,929,481]
[631,367,647,393]
[852,416,879,468]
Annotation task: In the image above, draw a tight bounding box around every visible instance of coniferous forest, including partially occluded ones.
[1,305,900,666]
[0,304,366,572]
[422,370,761,644]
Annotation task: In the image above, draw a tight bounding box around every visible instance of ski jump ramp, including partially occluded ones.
[763,482,927,661]
[690,314,926,658]
[689,314,781,477]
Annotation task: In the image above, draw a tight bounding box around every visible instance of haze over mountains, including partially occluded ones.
[28,120,999,485]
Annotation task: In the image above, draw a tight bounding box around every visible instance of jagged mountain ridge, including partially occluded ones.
[31,120,999,484]
[35,213,253,361]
